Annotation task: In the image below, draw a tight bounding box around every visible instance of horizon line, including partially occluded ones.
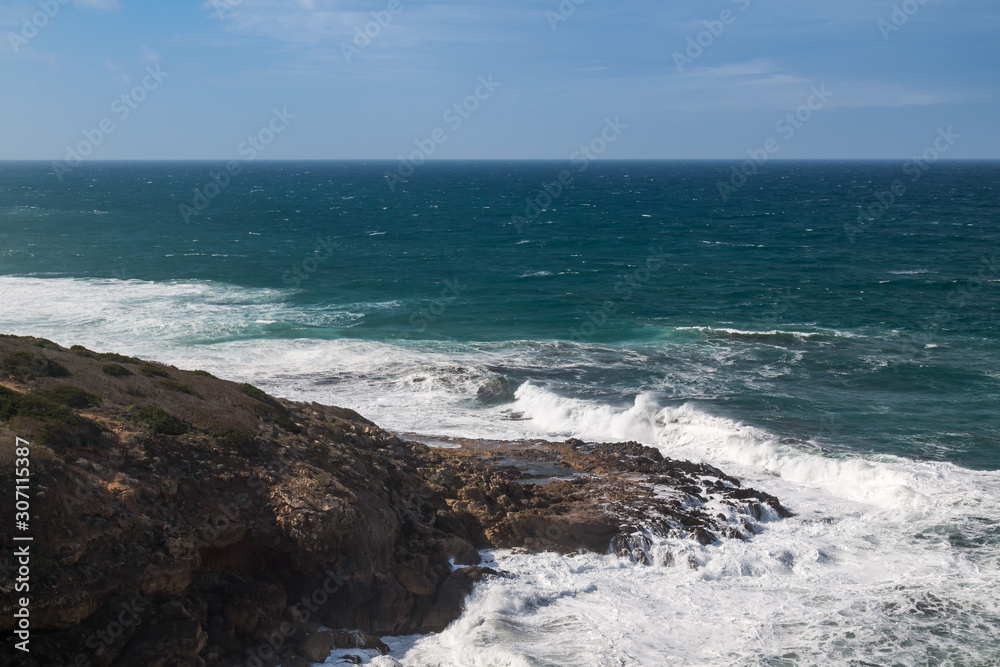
[2,158,999,163]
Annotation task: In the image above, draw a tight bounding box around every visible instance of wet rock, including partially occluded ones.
[476,376,513,403]
[432,536,481,565]
[332,629,389,655]
[421,567,499,633]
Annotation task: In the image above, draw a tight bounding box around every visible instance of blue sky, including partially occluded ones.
[1,0,998,160]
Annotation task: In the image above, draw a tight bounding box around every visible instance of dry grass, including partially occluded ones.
[1,336,300,443]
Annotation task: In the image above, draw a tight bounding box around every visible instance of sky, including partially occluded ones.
[1,0,999,160]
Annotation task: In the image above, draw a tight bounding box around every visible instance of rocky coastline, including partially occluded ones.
[0,335,790,666]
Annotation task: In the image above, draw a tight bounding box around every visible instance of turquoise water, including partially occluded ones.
[2,161,1000,665]
[2,161,998,467]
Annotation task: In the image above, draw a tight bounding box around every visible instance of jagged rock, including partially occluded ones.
[142,561,194,597]
[476,376,513,403]
[432,536,481,566]
[331,629,389,654]
[0,335,790,666]
[420,567,499,633]
[396,556,439,596]
[297,630,333,662]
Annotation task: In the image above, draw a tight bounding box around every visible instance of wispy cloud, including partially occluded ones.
[205,0,532,48]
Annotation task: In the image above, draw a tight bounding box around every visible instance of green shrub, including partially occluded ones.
[239,383,284,411]
[33,385,101,409]
[128,405,188,435]
[98,352,141,364]
[1,351,71,380]
[216,430,259,457]
[140,364,170,378]
[72,346,142,364]
[101,364,132,378]
[158,379,197,395]
[239,383,299,430]
[0,387,70,421]
[190,370,216,379]
[275,416,302,434]
[32,339,61,350]
[70,345,97,360]
[0,387,102,447]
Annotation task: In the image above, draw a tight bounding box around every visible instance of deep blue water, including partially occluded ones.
[2,160,997,468]
[4,161,1000,665]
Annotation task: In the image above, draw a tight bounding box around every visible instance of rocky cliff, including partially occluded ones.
[0,335,789,666]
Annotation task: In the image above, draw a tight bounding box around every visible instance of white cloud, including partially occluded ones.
[205,0,528,47]
[141,44,163,64]
[829,82,947,108]
[685,59,784,80]
[656,59,950,111]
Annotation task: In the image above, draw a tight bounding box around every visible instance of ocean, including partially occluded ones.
[2,160,999,665]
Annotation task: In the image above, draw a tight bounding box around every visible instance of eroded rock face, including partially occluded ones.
[0,336,791,666]
[417,437,792,562]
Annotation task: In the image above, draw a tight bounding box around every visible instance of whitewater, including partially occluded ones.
[3,275,999,666]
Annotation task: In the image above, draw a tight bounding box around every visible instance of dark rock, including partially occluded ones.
[114,620,208,667]
[297,630,333,662]
[0,335,790,666]
[476,376,513,403]
[331,629,389,655]
[421,567,499,633]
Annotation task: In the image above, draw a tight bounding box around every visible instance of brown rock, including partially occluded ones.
[433,536,481,566]
[34,591,104,629]
[0,335,789,664]
[297,630,333,662]
[141,561,193,597]
[396,556,438,596]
